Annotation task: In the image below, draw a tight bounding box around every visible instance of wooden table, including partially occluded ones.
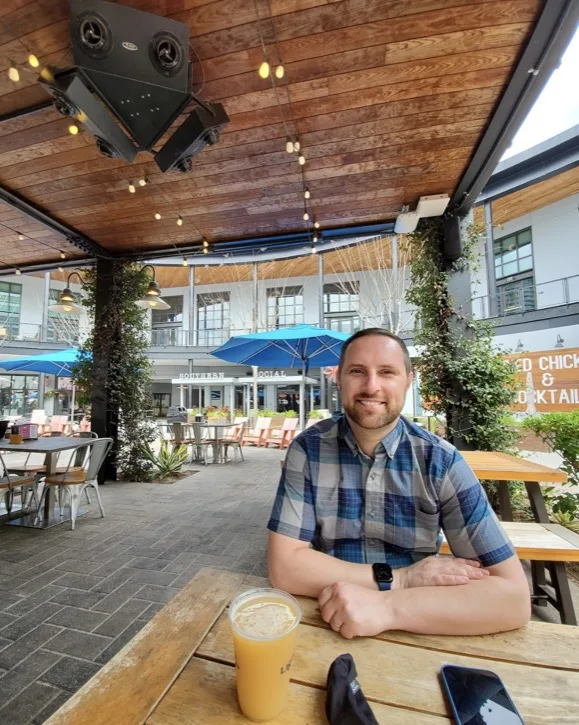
[45,567,579,725]
[0,437,93,529]
[462,451,575,625]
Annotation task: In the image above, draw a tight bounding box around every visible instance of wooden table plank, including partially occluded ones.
[147,657,449,724]
[44,568,250,725]
[296,596,579,671]
[197,614,579,723]
[462,451,567,483]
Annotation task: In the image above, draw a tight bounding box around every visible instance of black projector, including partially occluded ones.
[39,0,229,169]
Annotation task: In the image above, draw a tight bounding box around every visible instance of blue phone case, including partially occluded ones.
[440,664,524,725]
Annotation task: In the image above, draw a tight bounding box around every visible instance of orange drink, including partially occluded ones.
[228,588,302,722]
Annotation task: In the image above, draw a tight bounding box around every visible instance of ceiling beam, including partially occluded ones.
[0,101,54,125]
[449,0,579,217]
[0,185,112,259]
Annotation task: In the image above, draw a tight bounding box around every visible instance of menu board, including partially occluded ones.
[504,347,579,412]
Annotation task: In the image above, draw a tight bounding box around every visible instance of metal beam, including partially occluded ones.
[0,185,112,259]
[0,257,94,277]
[0,101,54,125]
[449,0,579,217]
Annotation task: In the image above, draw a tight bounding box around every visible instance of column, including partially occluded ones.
[252,262,259,333]
[189,266,197,345]
[484,201,498,317]
[391,235,399,332]
[41,271,50,343]
[318,253,325,409]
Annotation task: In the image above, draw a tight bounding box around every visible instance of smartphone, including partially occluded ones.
[440,664,524,725]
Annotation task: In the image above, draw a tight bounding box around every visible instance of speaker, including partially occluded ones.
[442,215,467,261]
[155,102,230,173]
[69,0,191,149]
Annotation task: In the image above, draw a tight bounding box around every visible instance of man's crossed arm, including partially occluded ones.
[268,532,530,637]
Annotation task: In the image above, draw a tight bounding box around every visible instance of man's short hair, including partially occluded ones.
[338,328,413,374]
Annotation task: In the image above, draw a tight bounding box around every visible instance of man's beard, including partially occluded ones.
[343,398,401,430]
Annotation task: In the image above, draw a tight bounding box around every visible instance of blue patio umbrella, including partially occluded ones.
[0,348,84,422]
[211,325,350,428]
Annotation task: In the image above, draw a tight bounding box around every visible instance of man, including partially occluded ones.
[268,329,530,639]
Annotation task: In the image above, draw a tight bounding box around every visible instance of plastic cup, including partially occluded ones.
[228,588,302,722]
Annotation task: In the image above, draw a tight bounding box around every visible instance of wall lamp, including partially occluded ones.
[47,271,86,314]
[135,265,171,310]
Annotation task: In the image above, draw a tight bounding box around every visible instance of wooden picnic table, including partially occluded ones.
[45,567,579,725]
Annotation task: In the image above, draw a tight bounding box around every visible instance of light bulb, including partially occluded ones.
[203,248,209,254]
[8,64,19,83]
[275,64,284,79]
[304,188,310,199]
[62,304,73,312]
[128,181,136,193]
[15,268,21,275]
[28,54,40,68]
[311,246,317,254]
[17,233,25,241]
[294,140,300,152]
[202,239,209,247]
[60,252,66,259]
[40,66,54,82]
[154,212,161,220]
[313,233,318,242]
[138,176,147,187]
[177,216,183,226]
[149,300,158,307]
[285,139,294,154]
[58,267,64,273]
[68,124,79,135]
[258,61,270,79]
[303,212,309,221]
[314,221,320,229]
[182,258,188,267]
[298,154,305,165]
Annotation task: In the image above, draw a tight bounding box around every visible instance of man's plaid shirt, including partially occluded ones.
[267,415,515,569]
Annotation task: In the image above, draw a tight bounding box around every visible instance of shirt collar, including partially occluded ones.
[339,415,403,460]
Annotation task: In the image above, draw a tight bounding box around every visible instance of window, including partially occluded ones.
[493,229,533,280]
[0,373,38,418]
[47,288,80,343]
[198,292,230,346]
[151,296,183,326]
[497,277,536,316]
[324,282,359,314]
[267,286,304,328]
[0,281,21,338]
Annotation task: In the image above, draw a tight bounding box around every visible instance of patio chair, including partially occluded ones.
[190,422,216,465]
[41,415,71,437]
[222,422,246,463]
[0,455,39,515]
[243,417,271,447]
[221,417,248,441]
[265,418,299,450]
[35,438,113,530]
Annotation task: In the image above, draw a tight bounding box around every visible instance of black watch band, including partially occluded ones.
[372,562,393,592]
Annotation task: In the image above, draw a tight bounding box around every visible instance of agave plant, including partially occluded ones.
[142,441,189,480]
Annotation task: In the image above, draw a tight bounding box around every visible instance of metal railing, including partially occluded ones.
[472,274,579,319]
[0,322,42,343]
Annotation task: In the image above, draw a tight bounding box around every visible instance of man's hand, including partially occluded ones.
[394,556,489,589]
[318,582,391,640]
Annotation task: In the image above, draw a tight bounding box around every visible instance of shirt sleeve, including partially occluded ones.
[267,437,316,542]
[439,450,516,567]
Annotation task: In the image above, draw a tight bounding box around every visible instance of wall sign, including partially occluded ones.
[504,347,579,412]
[179,372,225,380]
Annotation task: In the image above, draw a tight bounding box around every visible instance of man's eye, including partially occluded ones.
[350,369,363,374]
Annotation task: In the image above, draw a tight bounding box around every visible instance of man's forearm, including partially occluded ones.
[387,576,530,635]
[269,547,377,597]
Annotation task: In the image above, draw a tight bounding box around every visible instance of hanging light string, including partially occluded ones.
[254,0,320,253]
[1,220,69,260]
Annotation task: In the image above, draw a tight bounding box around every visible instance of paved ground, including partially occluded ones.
[0,445,578,725]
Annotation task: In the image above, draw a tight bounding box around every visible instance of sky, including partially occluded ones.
[501,24,579,160]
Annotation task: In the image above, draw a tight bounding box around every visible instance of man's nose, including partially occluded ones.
[362,372,381,395]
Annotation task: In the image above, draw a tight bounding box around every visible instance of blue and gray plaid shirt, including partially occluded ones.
[267,415,515,569]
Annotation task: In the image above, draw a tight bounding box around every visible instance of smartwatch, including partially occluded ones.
[372,562,394,592]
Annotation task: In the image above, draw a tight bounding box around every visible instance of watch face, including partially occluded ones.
[373,563,393,583]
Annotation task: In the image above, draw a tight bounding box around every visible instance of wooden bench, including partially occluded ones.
[440,521,579,562]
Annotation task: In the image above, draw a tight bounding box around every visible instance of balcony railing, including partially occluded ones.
[472,275,579,319]
[0,322,42,343]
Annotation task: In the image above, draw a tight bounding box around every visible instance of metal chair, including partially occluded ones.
[222,422,246,463]
[35,438,113,530]
[0,454,39,515]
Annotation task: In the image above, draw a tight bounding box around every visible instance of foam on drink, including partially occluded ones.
[233,598,297,638]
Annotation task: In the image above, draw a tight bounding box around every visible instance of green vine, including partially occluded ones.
[72,262,157,481]
[406,219,520,452]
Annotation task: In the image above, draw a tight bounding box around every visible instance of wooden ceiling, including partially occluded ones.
[0,0,544,271]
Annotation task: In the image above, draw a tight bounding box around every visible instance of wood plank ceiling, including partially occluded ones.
[0,0,543,271]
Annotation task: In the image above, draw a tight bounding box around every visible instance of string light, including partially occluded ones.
[182,257,188,267]
[313,233,319,242]
[311,245,317,254]
[154,212,161,220]
[303,212,309,221]
[285,139,294,154]
[60,252,66,259]
[258,61,270,78]
[177,215,183,226]
[15,268,21,275]
[17,233,25,241]
[298,154,305,165]
[202,239,209,248]
[40,66,54,82]
[8,63,19,83]
[314,221,320,229]
[304,188,310,199]
[58,267,64,273]
[28,54,39,68]
[128,181,136,193]
[275,64,284,79]
[293,140,300,152]
[138,175,148,187]
[68,123,79,135]
[203,247,209,254]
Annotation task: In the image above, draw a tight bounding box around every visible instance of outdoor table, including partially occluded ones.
[174,422,237,464]
[462,450,575,624]
[45,567,579,725]
[0,437,93,529]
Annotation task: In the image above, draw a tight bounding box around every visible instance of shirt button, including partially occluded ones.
[368,510,375,518]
